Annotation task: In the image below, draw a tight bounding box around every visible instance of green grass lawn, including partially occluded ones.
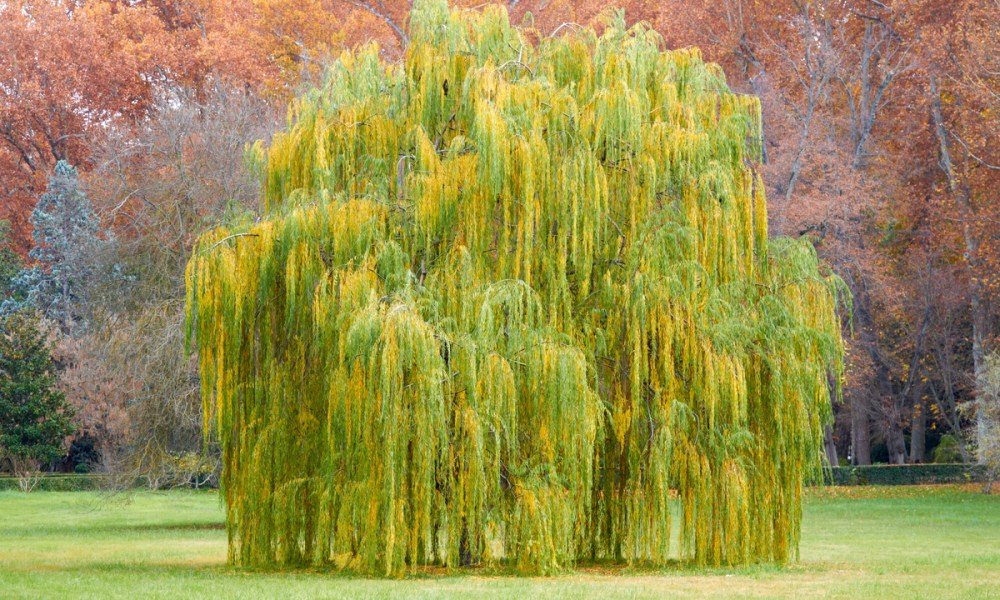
[1,485,998,599]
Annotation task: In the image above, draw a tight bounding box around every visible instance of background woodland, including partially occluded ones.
[1,0,998,479]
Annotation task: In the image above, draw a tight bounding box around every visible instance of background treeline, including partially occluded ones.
[0,0,997,482]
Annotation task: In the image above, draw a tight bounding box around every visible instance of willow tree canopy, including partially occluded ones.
[186,0,845,575]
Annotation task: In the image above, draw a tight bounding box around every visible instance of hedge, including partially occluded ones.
[0,473,220,492]
[824,463,987,486]
[0,474,107,492]
[1,465,987,492]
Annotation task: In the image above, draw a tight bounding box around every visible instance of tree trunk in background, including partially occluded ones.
[887,423,907,465]
[824,425,839,466]
[851,401,872,465]
[910,402,927,463]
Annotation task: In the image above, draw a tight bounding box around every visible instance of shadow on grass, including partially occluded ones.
[106,522,226,533]
[145,557,805,582]
[27,559,804,582]
[2,521,226,538]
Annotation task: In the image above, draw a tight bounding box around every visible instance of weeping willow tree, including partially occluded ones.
[186,0,846,575]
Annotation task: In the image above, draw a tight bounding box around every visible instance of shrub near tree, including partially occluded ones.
[0,312,75,491]
[187,1,846,574]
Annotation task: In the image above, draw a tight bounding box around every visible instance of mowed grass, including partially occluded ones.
[1,485,998,599]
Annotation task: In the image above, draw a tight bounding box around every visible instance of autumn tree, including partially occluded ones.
[0,0,317,476]
[188,1,845,574]
[0,0,340,251]
[646,0,983,466]
[0,1,156,251]
[915,0,1000,463]
[73,84,278,482]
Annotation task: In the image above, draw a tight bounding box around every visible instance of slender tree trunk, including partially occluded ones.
[887,423,907,465]
[824,424,839,466]
[910,402,926,463]
[851,401,872,465]
[849,278,887,466]
[897,303,931,465]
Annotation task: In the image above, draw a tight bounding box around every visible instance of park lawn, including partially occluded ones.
[0,485,998,599]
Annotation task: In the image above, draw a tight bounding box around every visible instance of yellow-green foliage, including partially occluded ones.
[186,0,846,575]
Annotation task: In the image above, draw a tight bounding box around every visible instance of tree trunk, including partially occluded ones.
[849,281,886,467]
[910,402,926,463]
[824,424,839,466]
[851,400,872,465]
[887,423,907,465]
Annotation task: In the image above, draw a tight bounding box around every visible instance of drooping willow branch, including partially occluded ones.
[186,0,846,576]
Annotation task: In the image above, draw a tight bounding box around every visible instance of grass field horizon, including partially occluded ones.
[2,485,998,599]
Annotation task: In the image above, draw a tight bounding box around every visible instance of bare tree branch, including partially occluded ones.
[346,0,409,48]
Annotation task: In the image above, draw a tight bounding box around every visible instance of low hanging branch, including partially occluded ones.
[203,232,260,253]
[186,0,846,576]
